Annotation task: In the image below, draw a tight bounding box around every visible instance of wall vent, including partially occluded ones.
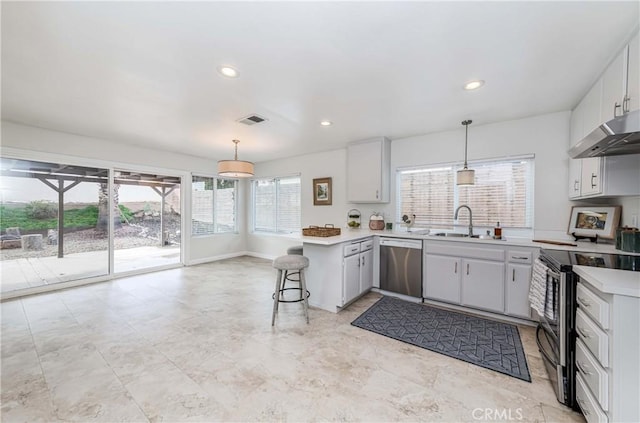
[237,114,268,125]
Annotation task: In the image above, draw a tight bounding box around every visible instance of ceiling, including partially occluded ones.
[2,1,639,163]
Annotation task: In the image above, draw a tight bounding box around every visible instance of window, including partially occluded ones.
[191,176,237,235]
[398,156,534,229]
[253,176,301,233]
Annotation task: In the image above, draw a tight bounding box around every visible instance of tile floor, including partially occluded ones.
[1,256,586,422]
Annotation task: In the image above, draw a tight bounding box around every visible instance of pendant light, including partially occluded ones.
[457,119,475,185]
[217,140,254,178]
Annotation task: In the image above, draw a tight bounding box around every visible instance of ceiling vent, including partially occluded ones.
[237,114,268,126]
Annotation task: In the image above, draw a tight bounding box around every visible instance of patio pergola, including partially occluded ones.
[1,158,180,258]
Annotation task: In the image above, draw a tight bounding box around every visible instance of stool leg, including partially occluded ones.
[272,269,283,326]
[299,268,309,324]
[281,270,288,299]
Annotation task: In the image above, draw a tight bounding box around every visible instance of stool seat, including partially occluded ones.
[273,255,309,271]
[287,245,303,256]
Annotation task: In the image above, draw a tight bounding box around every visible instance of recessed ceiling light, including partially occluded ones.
[320,120,332,126]
[464,80,485,90]
[218,66,239,78]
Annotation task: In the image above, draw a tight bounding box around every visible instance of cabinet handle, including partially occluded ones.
[454,262,457,274]
[466,263,470,275]
[362,256,365,266]
[576,360,592,375]
[578,297,591,307]
[375,190,379,199]
[577,398,590,416]
[512,269,515,281]
[590,173,597,189]
[577,326,591,339]
[512,256,528,260]
[574,180,579,192]
[614,101,622,117]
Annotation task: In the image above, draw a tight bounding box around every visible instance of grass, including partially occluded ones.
[0,205,133,232]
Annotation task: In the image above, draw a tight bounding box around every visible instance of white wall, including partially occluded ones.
[246,148,355,258]
[246,111,576,258]
[385,111,573,240]
[1,121,247,262]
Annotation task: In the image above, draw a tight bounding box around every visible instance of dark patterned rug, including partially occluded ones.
[351,296,531,382]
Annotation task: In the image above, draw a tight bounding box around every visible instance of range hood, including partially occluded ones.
[569,109,640,158]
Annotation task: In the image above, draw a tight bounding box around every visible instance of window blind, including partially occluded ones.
[191,176,237,235]
[253,176,301,233]
[398,157,534,229]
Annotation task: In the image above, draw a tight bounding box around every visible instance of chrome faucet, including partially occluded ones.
[454,205,473,237]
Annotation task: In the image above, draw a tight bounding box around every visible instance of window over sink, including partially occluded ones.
[397,156,534,230]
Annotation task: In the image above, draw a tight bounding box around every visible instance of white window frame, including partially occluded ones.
[191,175,238,236]
[396,155,534,231]
[251,174,301,234]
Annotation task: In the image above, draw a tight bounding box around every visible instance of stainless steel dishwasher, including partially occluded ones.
[379,238,423,298]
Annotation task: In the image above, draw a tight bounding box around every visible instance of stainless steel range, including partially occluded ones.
[537,249,640,410]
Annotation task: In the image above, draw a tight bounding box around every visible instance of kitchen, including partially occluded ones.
[1,2,640,422]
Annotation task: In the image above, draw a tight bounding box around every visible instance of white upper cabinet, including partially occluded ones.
[601,49,626,122]
[626,32,639,113]
[347,137,391,203]
[570,30,639,147]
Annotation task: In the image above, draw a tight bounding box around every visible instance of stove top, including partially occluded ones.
[540,249,640,272]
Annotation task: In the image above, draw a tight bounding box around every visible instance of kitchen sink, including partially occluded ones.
[432,232,480,238]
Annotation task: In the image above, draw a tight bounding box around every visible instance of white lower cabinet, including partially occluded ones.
[506,263,533,318]
[423,241,537,320]
[342,238,373,306]
[424,254,461,303]
[575,278,640,423]
[461,259,504,313]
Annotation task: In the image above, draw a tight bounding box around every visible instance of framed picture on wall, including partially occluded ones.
[313,177,332,206]
[567,205,621,239]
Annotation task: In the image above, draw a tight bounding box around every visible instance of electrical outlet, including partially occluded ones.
[631,214,638,228]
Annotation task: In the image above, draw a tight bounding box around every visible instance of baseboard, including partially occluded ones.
[186,251,248,266]
[245,251,277,261]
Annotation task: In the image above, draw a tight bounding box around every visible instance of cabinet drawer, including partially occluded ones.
[507,250,532,264]
[343,243,361,257]
[576,338,609,411]
[576,373,608,423]
[424,242,504,261]
[576,308,609,368]
[360,239,373,251]
[577,283,610,330]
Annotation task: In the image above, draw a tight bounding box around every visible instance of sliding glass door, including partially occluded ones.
[0,158,183,296]
[113,169,182,274]
[0,158,109,294]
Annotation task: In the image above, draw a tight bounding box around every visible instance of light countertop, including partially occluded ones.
[299,228,635,255]
[573,266,640,298]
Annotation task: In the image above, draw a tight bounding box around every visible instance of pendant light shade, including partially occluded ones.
[217,140,254,178]
[456,119,475,186]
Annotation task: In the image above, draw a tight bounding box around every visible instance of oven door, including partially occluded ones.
[536,324,565,404]
[538,265,566,367]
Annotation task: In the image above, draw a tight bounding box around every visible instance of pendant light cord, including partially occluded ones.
[462,120,472,169]
[233,139,240,160]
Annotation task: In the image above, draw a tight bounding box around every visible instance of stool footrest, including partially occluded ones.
[272,287,310,303]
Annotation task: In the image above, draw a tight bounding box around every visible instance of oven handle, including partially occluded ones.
[536,325,559,367]
[546,268,561,280]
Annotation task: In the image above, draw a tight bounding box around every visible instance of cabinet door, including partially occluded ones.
[580,157,602,196]
[570,104,584,147]
[626,32,639,113]
[347,140,385,203]
[569,159,582,199]
[461,259,505,313]
[424,254,461,304]
[359,249,374,293]
[343,254,361,305]
[506,264,532,319]
[582,80,602,137]
[601,49,626,122]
